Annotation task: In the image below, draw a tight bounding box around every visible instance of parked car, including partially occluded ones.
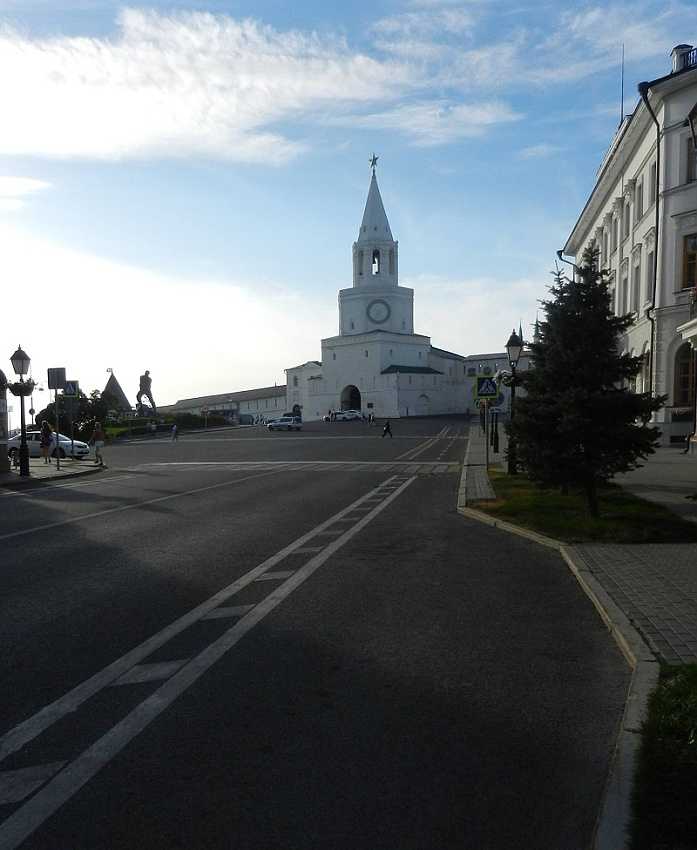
[334,410,361,421]
[267,416,302,432]
[7,431,91,460]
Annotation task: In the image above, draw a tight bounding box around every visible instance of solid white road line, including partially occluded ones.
[0,468,284,544]
[0,476,415,850]
[0,476,402,763]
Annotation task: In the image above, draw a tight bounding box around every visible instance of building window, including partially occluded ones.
[357,250,364,276]
[612,217,618,252]
[602,230,608,264]
[674,343,696,406]
[632,257,641,313]
[372,249,380,275]
[332,352,336,360]
[418,351,421,359]
[649,161,657,204]
[621,271,629,314]
[351,321,355,330]
[646,251,654,301]
[389,249,395,275]
[364,350,368,357]
[408,375,412,384]
[683,234,697,289]
[293,376,298,387]
[623,202,630,240]
[688,138,697,183]
[635,181,643,221]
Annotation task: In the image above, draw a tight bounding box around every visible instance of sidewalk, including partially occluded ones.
[0,457,103,488]
[465,420,697,666]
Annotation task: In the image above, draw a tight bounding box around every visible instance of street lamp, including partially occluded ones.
[8,345,35,477]
[505,329,523,475]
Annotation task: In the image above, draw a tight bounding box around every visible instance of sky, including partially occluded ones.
[0,0,691,406]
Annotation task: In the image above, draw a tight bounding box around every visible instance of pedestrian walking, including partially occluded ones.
[382,419,393,438]
[90,421,106,467]
[40,420,53,464]
[171,424,178,441]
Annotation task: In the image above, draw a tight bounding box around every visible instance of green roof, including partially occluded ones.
[381,365,443,375]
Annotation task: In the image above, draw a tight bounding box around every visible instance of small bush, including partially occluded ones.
[631,665,697,848]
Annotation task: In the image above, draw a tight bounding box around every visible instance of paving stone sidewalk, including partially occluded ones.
[467,419,697,665]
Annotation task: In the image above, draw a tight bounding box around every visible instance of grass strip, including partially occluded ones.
[630,664,697,849]
[470,470,697,543]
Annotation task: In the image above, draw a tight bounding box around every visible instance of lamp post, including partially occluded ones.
[8,345,35,477]
[505,329,523,475]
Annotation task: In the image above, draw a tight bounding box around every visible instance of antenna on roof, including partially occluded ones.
[620,42,625,126]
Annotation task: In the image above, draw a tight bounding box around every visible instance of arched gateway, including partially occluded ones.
[341,385,361,410]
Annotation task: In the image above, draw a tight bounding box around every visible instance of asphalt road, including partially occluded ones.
[0,417,629,849]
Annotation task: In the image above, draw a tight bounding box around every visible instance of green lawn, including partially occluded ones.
[470,470,697,543]
[631,665,697,849]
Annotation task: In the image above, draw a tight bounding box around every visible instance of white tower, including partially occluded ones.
[338,157,414,335]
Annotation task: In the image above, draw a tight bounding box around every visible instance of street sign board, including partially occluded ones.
[47,368,66,390]
[63,380,79,397]
[476,376,498,399]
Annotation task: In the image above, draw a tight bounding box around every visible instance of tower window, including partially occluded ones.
[389,249,395,275]
[332,352,336,360]
[357,250,363,276]
[351,321,355,330]
[293,376,298,387]
[365,350,369,357]
[372,249,380,275]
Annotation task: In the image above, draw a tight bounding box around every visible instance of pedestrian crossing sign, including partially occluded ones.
[63,380,79,397]
[476,376,498,399]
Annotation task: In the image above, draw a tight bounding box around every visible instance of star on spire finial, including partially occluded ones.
[369,153,379,174]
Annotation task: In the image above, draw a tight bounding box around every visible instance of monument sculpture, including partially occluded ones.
[136,370,157,416]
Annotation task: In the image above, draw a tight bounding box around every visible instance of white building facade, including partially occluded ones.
[286,168,467,421]
[564,44,697,444]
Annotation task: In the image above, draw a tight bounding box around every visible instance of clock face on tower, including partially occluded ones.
[366,298,391,324]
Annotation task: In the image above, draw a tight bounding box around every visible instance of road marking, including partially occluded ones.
[0,475,405,765]
[0,764,66,806]
[0,476,415,850]
[112,661,189,686]
[202,605,255,620]
[395,426,449,461]
[254,570,295,581]
[0,468,285,544]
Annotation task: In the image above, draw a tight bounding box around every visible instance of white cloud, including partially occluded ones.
[329,100,521,146]
[407,272,546,356]
[0,223,333,404]
[518,143,562,159]
[0,176,50,213]
[0,8,414,164]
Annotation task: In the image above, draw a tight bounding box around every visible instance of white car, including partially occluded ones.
[267,416,302,432]
[334,410,362,421]
[7,431,91,460]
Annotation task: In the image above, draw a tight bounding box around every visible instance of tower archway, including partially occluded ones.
[416,394,430,416]
[340,385,361,410]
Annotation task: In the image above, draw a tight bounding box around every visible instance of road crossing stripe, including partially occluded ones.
[0,475,415,850]
[0,475,405,765]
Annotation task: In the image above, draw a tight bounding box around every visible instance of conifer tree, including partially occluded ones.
[511,246,664,517]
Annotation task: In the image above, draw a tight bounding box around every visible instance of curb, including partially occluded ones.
[457,500,657,850]
[0,464,104,488]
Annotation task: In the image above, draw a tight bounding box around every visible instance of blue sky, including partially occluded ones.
[0,0,690,405]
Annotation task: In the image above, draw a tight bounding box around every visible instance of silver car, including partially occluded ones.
[7,431,91,460]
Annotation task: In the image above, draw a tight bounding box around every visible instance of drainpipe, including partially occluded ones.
[638,81,661,396]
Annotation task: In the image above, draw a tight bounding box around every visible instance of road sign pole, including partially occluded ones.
[55,389,61,470]
[485,400,490,470]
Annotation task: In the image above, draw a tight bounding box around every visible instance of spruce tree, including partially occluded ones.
[511,246,664,517]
